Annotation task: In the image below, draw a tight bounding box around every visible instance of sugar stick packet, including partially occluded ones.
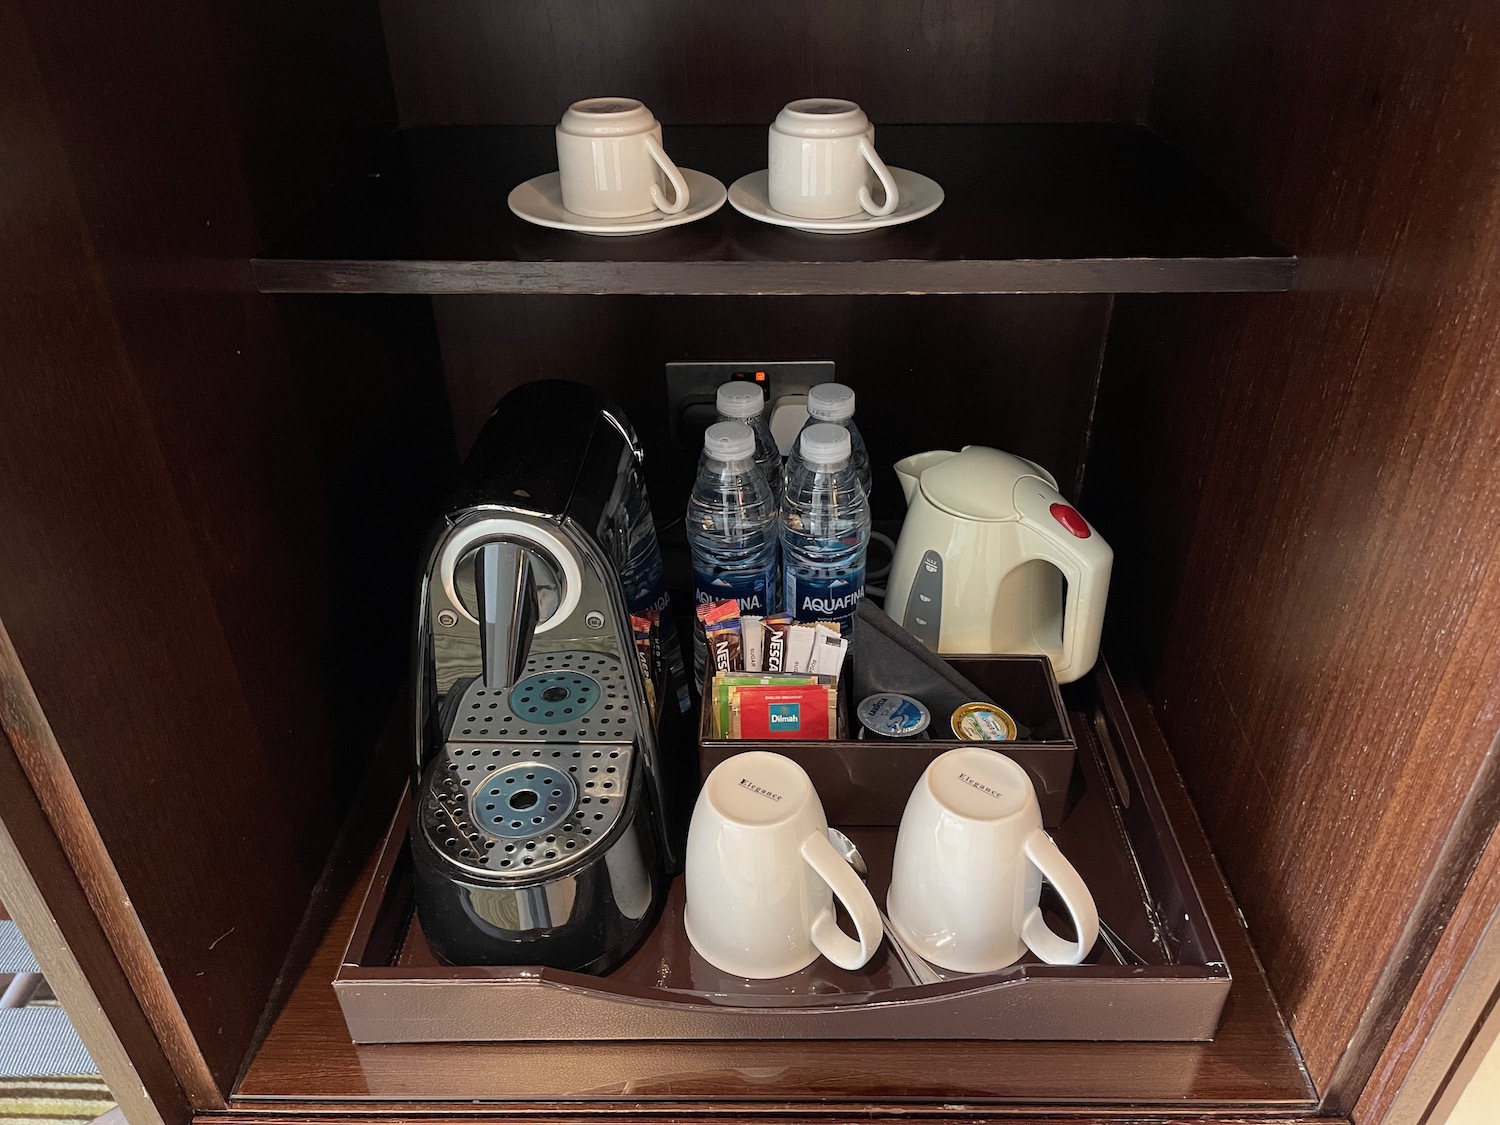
[807,626,848,679]
[740,615,765,672]
[785,624,818,673]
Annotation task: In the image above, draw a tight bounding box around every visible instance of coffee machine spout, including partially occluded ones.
[477,541,538,692]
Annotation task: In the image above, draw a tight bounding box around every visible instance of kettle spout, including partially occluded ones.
[894,450,958,506]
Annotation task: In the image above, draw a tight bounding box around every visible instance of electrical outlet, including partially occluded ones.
[666,361,835,451]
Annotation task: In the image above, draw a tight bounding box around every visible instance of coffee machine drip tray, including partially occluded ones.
[421,743,634,881]
[448,650,640,744]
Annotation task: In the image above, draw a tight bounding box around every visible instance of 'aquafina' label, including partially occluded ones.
[784,566,865,631]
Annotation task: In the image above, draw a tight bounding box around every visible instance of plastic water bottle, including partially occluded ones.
[715,381,784,501]
[785,383,872,497]
[781,423,870,634]
[686,421,780,677]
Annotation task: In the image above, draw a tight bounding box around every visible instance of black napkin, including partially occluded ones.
[850,600,997,727]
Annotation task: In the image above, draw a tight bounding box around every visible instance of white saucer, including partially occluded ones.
[508,169,726,235]
[727,168,944,234]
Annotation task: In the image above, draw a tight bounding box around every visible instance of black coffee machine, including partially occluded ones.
[410,381,690,970]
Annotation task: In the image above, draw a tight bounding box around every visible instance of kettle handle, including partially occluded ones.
[1012,480,1113,684]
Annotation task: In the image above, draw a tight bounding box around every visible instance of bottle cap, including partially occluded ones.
[800,423,852,466]
[703,421,756,461]
[716,381,766,419]
[807,383,856,421]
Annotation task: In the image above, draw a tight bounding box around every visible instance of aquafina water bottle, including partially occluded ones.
[780,423,870,634]
[685,421,780,677]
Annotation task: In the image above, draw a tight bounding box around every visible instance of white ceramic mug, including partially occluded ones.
[767,98,899,220]
[887,746,1099,973]
[685,751,882,978]
[555,97,690,218]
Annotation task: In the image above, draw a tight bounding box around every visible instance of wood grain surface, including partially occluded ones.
[0,630,185,1125]
[378,0,1165,127]
[252,124,1295,296]
[233,663,1314,1111]
[0,0,426,1107]
[1087,0,1500,1111]
[1355,788,1500,1124]
[8,1,1497,1119]
[0,5,230,1103]
[432,293,1110,523]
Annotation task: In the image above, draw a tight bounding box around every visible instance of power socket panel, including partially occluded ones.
[666,361,835,453]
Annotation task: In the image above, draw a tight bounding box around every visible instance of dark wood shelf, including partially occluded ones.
[231,665,1316,1115]
[252,125,1295,296]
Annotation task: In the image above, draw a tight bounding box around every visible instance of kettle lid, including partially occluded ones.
[919,446,1058,521]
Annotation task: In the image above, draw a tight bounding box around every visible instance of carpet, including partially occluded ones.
[0,1075,113,1124]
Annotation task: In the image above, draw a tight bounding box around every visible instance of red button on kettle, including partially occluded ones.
[1049,503,1091,538]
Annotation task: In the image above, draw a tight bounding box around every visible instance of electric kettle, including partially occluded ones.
[884,447,1112,684]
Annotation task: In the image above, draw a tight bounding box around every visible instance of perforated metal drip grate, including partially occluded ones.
[474,761,578,837]
[509,670,599,724]
[421,743,634,879]
[450,650,637,743]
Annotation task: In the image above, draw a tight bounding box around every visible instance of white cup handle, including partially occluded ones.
[1020,828,1100,965]
[645,136,690,214]
[800,830,882,970]
[856,136,900,217]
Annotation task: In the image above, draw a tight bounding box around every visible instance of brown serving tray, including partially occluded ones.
[333,661,1230,1044]
[700,654,1080,827]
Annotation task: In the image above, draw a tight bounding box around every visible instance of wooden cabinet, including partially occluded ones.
[2,3,1497,1125]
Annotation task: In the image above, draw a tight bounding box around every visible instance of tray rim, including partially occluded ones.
[334,657,1231,1041]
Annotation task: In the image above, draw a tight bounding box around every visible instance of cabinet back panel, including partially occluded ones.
[432,294,1109,522]
[380,0,1164,126]
[1092,0,1500,1107]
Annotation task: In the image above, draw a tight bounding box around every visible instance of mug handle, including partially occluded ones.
[1020,828,1100,965]
[856,137,900,217]
[800,830,883,970]
[645,137,691,215]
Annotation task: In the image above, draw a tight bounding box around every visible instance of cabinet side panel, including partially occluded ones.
[379,0,1164,126]
[0,739,182,1125]
[1090,0,1500,1107]
[1356,817,1500,1123]
[0,0,449,1100]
